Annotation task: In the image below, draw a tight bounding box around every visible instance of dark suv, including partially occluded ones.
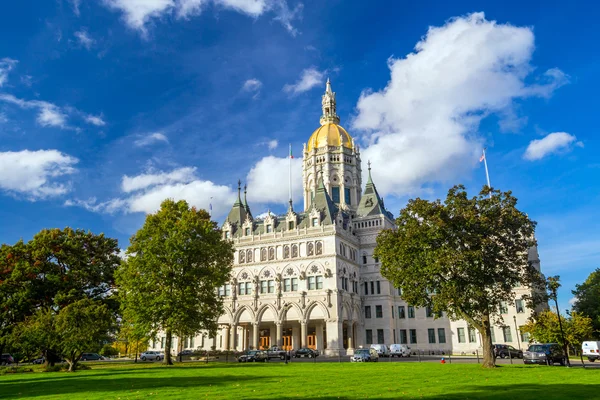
[1,354,14,365]
[237,350,268,363]
[523,343,566,366]
[493,344,523,359]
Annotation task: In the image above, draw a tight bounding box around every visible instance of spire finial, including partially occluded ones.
[237,180,242,198]
[367,160,373,183]
[320,78,340,126]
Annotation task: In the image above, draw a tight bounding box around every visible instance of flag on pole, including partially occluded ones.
[289,144,294,159]
[209,203,212,211]
[479,152,485,162]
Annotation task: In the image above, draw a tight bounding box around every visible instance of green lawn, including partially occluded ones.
[0,362,598,399]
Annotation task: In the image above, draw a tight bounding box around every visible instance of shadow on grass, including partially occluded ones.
[238,384,600,400]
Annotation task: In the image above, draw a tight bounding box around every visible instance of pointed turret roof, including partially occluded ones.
[357,161,392,218]
[243,184,253,219]
[308,169,338,224]
[226,180,247,226]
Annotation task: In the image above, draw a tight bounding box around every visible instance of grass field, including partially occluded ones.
[0,362,599,399]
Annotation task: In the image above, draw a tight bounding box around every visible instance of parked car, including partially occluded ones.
[1,354,14,365]
[264,346,290,360]
[582,341,600,362]
[177,350,193,356]
[294,348,319,358]
[523,343,566,366]
[351,348,379,362]
[493,344,523,359]
[389,344,411,357]
[80,353,104,361]
[370,344,390,357]
[237,350,268,363]
[32,357,45,364]
[140,351,165,361]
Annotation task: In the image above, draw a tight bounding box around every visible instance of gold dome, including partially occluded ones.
[306,123,353,152]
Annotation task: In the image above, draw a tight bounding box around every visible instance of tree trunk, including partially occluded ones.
[134,341,138,363]
[480,313,496,368]
[164,329,173,365]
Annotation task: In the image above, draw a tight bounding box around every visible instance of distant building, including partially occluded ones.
[152,81,543,355]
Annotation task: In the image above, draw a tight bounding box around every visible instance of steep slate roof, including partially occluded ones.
[304,172,338,226]
[356,167,394,219]
[226,181,247,227]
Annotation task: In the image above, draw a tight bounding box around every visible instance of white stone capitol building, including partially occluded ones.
[167,81,541,356]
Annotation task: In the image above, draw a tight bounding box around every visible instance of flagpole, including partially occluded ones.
[482,148,491,198]
[289,144,292,204]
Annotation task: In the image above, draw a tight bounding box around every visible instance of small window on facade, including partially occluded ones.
[308,276,316,290]
[398,306,406,319]
[428,329,436,344]
[370,281,375,295]
[316,275,323,289]
[503,326,512,342]
[409,329,417,344]
[364,282,368,295]
[376,305,383,318]
[408,305,415,318]
[288,221,294,230]
[312,218,318,227]
[377,329,384,344]
[500,301,508,314]
[366,329,373,345]
[515,299,525,313]
[268,280,275,293]
[520,329,529,343]
[344,188,351,205]
[400,329,407,344]
[457,328,466,343]
[365,306,371,319]
[438,328,446,344]
[469,328,477,343]
[376,281,381,294]
[266,225,272,233]
[245,227,251,236]
[332,186,340,203]
[225,231,230,239]
[426,306,434,318]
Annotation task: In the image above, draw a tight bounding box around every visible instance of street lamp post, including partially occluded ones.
[513,316,521,351]
[547,276,571,367]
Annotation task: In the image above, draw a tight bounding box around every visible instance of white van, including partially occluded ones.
[582,341,600,362]
[370,344,390,357]
[389,344,411,357]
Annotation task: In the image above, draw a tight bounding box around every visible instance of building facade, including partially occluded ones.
[154,81,543,356]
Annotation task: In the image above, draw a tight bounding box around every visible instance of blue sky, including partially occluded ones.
[0,0,598,310]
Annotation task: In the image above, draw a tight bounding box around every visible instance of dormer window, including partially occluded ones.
[266,224,272,233]
[245,227,251,236]
[288,221,294,230]
[225,231,230,239]
[312,218,319,227]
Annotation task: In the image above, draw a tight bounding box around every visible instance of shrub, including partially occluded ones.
[0,366,34,375]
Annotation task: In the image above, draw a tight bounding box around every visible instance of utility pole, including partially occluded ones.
[547,276,570,367]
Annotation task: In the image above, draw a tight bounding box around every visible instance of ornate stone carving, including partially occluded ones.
[315,241,323,255]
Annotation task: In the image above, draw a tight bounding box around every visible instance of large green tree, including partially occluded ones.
[116,199,234,365]
[572,268,600,338]
[1,228,120,367]
[375,185,544,368]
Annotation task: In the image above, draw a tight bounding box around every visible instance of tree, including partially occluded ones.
[375,185,543,368]
[116,199,234,365]
[55,298,113,371]
[521,309,593,355]
[572,268,600,338]
[1,228,120,367]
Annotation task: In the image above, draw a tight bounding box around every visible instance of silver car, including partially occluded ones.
[140,351,164,361]
[351,348,379,362]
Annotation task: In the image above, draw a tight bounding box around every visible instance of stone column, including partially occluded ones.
[252,322,259,350]
[276,322,283,348]
[316,323,324,352]
[325,319,343,356]
[224,325,231,350]
[300,320,307,348]
[230,325,237,350]
[347,321,354,355]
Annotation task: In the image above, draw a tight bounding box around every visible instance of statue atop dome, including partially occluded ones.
[320,78,340,126]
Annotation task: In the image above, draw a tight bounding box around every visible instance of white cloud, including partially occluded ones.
[102,0,298,35]
[524,132,582,161]
[85,114,106,126]
[70,0,82,16]
[242,78,262,97]
[134,132,169,147]
[69,166,236,217]
[246,155,303,204]
[0,94,103,129]
[283,67,324,94]
[121,167,196,192]
[0,150,78,199]
[267,139,278,150]
[37,104,67,128]
[352,12,568,196]
[0,58,18,87]
[568,296,578,307]
[74,30,95,50]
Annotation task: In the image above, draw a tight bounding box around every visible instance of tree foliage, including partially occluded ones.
[0,228,120,368]
[375,185,543,368]
[116,199,234,365]
[572,268,600,338]
[521,310,593,355]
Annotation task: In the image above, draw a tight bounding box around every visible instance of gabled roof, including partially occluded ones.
[306,171,338,225]
[226,181,247,227]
